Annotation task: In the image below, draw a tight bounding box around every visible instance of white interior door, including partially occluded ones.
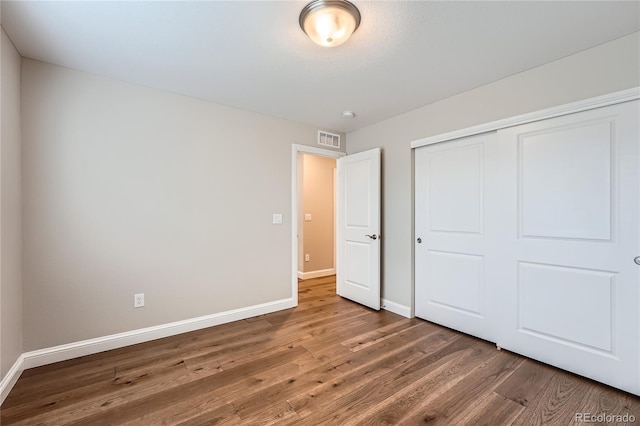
[415,132,501,342]
[337,148,381,310]
[494,101,640,395]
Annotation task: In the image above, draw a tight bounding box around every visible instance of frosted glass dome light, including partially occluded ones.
[300,0,361,47]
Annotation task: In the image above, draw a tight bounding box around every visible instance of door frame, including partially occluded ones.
[291,144,346,305]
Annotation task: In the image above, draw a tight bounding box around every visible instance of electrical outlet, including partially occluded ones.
[305,254,310,262]
[134,293,145,308]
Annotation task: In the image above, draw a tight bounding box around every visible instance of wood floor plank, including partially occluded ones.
[63,346,309,426]
[310,338,499,425]
[308,310,403,344]
[296,334,492,425]
[185,330,314,372]
[231,401,301,426]
[1,366,115,410]
[261,300,363,326]
[330,323,451,374]
[233,362,341,420]
[340,318,423,352]
[2,358,191,425]
[297,283,336,300]
[299,336,355,364]
[298,312,409,364]
[459,392,526,426]
[511,372,596,425]
[135,402,241,426]
[563,371,640,425]
[494,358,557,407]
[3,275,639,425]
[215,334,313,371]
[121,351,321,425]
[395,352,524,425]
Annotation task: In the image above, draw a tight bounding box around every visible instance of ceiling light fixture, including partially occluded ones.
[299,0,361,47]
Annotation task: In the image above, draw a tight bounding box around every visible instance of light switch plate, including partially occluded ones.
[305,214,312,221]
[273,213,283,224]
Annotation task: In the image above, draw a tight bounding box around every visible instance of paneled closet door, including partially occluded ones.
[494,101,640,395]
[415,132,503,343]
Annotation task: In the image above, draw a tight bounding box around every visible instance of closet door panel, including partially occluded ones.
[495,100,639,395]
[415,132,499,342]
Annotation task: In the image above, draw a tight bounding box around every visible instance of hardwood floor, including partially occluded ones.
[2,275,639,425]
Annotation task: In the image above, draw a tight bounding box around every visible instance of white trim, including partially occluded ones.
[18,298,294,372]
[293,144,345,158]
[411,87,640,148]
[382,299,413,318]
[292,144,345,306]
[0,355,25,405]
[298,268,336,280]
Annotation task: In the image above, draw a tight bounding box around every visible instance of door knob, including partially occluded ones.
[365,234,378,240]
[635,256,640,265]
[417,238,422,244]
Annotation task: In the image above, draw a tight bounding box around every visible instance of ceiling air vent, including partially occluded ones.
[318,130,340,149]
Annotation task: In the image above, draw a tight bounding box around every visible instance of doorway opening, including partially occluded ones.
[291,145,345,305]
[297,154,336,280]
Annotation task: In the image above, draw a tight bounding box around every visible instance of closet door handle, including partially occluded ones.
[417,238,422,244]
[366,234,378,240]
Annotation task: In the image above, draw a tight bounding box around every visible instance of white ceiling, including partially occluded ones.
[2,1,639,133]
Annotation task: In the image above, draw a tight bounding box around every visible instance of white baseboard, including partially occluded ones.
[21,297,295,370]
[0,296,293,398]
[298,268,336,280]
[1,354,25,405]
[382,298,412,318]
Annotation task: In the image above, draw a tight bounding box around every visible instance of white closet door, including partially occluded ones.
[415,132,501,342]
[415,100,639,395]
[494,101,640,395]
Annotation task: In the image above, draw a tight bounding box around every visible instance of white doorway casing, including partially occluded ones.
[291,145,345,305]
[292,145,383,313]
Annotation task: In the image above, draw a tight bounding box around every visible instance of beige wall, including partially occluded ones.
[346,32,640,309]
[301,155,335,273]
[1,27,23,377]
[21,59,344,351]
